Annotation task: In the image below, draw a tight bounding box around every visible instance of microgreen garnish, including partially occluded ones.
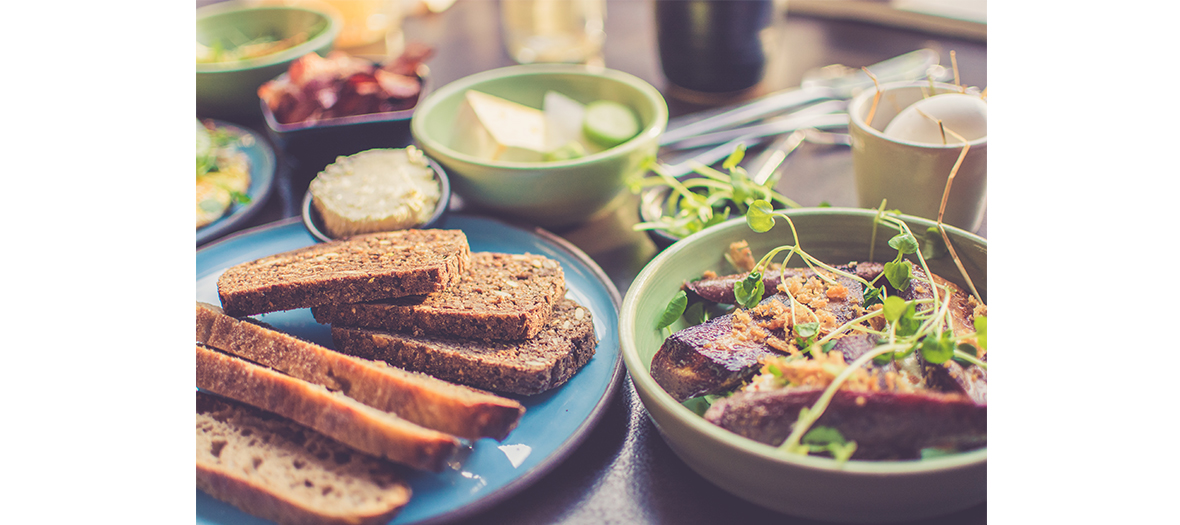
[882,295,908,323]
[746,199,776,233]
[861,285,883,307]
[888,231,919,254]
[657,290,688,331]
[683,301,707,326]
[629,144,801,239]
[734,272,765,309]
[922,226,948,259]
[882,232,919,291]
[919,331,956,364]
[800,426,858,463]
[795,322,819,340]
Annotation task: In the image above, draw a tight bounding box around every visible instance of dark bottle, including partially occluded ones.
[655,0,774,96]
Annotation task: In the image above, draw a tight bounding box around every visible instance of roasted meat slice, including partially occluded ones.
[653,264,869,402]
[704,387,987,460]
[650,312,779,402]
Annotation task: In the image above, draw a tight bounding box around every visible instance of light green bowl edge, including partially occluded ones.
[619,207,988,476]
[195,1,342,74]
[409,64,669,170]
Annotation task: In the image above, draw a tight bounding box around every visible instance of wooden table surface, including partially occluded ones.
[197,1,987,523]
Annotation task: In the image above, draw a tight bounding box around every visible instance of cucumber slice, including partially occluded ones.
[543,140,587,162]
[582,101,640,148]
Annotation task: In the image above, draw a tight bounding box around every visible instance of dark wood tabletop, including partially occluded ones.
[197,1,986,523]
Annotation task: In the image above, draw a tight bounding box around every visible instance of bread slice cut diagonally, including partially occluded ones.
[313,252,566,341]
[217,229,471,317]
[331,298,597,396]
[197,391,412,525]
[196,301,525,441]
[196,343,459,472]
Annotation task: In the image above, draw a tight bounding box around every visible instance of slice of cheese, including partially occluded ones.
[543,91,587,152]
[453,90,546,162]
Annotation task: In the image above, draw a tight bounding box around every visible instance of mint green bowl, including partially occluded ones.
[411,64,668,229]
[620,208,987,524]
[196,1,340,118]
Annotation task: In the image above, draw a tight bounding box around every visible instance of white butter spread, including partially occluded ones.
[309,147,441,238]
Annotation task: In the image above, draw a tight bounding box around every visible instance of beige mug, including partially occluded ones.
[848,81,987,232]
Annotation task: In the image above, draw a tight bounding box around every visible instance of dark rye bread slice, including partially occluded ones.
[313,252,566,341]
[197,301,525,441]
[196,343,459,472]
[331,298,596,395]
[217,229,470,317]
[197,392,412,525]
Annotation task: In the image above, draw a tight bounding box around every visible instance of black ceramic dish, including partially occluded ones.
[301,154,452,242]
[261,63,432,176]
[637,185,681,251]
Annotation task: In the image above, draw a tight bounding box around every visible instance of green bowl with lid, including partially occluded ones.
[620,208,987,523]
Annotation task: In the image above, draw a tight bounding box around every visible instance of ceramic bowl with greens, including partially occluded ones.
[196,1,340,118]
[620,207,986,523]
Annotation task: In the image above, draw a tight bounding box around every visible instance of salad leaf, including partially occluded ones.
[920,332,955,364]
[801,426,858,462]
[683,301,707,326]
[795,322,819,340]
[882,296,908,323]
[734,271,765,309]
[921,226,948,259]
[883,259,912,291]
[746,200,776,233]
[861,285,883,307]
[656,290,688,330]
[888,232,919,255]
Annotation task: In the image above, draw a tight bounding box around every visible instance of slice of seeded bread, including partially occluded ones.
[313,252,566,341]
[196,391,412,525]
[197,301,525,441]
[217,229,471,317]
[196,343,459,472]
[330,298,597,395]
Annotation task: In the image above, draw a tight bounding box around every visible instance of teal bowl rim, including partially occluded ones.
[196,1,341,74]
[619,207,987,475]
[410,64,669,169]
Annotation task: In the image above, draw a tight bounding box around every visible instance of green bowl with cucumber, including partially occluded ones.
[410,64,668,229]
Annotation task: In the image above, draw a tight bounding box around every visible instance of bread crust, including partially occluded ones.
[312,252,566,341]
[197,392,411,525]
[217,230,471,317]
[196,343,459,471]
[196,302,525,441]
[331,299,597,395]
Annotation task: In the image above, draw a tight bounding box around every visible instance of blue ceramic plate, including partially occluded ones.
[196,120,277,246]
[195,215,624,525]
